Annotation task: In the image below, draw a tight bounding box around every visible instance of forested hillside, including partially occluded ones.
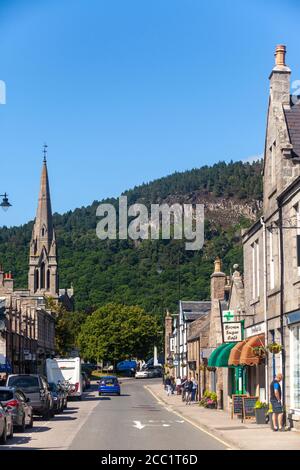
[0,160,262,316]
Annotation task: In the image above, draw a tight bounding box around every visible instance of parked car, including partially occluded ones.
[117,360,137,376]
[57,382,68,409]
[81,363,97,377]
[147,366,163,378]
[98,376,121,396]
[6,374,53,419]
[0,387,33,431]
[48,382,65,414]
[135,370,149,379]
[82,372,90,390]
[0,402,13,444]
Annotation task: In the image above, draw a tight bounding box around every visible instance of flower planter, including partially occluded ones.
[255,408,267,425]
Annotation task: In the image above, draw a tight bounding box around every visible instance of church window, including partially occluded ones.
[40,262,45,289]
[47,269,50,289]
[34,269,39,292]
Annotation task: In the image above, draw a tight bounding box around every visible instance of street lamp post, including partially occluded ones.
[0,193,12,211]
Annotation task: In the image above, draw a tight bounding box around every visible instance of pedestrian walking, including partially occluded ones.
[270,373,284,431]
[176,377,182,395]
[185,378,193,405]
[191,377,198,401]
[170,376,175,394]
[181,376,187,401]
[165,376,172,396]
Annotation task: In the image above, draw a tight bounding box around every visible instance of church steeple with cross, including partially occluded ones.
[28,145,58,297]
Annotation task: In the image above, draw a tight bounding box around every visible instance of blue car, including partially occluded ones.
[98,376,121,396]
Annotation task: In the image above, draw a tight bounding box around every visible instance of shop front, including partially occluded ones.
[228,333,266,400]
[287,311,300,427]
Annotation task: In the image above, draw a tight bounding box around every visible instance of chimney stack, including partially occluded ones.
[211,257,226,300]
[275,44,286,67]
[269,44,291,106]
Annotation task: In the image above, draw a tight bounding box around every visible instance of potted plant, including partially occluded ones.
[267,342,283,354]
[199,390,217,409]
[254,400,268,424]
[206,366,216,372]
[252,346,267,358]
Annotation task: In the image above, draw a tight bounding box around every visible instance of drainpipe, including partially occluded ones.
[260,216,269,402]
[278,205,286,409]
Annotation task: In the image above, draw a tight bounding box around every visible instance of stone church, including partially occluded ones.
[0,150,73,376]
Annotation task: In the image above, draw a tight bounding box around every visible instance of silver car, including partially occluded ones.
[6,374,53,419]
[0,402,13,444]
[0,387,33,431]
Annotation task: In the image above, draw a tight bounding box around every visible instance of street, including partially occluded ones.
[1,379,228,450]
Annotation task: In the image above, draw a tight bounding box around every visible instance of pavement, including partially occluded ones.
[1,379,229,450]
[146,382,300,450]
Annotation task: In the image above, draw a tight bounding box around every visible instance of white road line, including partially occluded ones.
[144,385,235,450]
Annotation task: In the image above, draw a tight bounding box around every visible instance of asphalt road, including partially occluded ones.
[2,379,228,450]
[69,379,227,450]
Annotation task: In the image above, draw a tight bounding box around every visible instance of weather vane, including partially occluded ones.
[43,143,48,163]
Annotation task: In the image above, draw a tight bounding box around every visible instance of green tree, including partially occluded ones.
[78,303,161,364]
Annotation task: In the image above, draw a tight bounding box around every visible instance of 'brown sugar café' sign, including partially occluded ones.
[223,322,242,343]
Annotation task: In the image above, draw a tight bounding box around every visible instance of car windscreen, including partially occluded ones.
[7,376,40,393]
[101,378,116,385]
[0,390,13,401]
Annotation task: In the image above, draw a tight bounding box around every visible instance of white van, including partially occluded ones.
[48,357,83,400]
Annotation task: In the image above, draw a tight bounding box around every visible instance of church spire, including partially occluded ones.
[28,146,58,297]
[33,145,53,248]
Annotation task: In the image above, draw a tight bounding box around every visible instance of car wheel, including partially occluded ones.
[98,392,101,396]
[117,392,121,396]
[0,422,7,444]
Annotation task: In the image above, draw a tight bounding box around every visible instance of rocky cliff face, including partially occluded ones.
[164,191,261,227]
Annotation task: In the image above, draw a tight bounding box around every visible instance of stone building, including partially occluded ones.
[0,151,73,376]
[241,45,300,428]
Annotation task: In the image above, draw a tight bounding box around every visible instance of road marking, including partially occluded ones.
[133,420,145,430]
[144,385,235,450]
[133,420,171,430]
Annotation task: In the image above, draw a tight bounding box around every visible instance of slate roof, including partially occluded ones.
[285,100,300,158]
[181,301,211,321]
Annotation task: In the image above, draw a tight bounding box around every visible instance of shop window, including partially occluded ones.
[291,325,300,410]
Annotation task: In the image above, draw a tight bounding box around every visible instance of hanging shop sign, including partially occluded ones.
[222,310,235,322]
[223,322,242,343]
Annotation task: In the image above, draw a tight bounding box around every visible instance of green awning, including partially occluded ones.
[208,342,236,367]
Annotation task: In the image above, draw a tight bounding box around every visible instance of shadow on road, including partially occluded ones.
[51,415,77,421]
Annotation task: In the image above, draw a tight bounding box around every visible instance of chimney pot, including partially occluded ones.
[275,44,286,67]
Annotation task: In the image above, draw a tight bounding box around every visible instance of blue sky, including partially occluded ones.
[0,0,299,227]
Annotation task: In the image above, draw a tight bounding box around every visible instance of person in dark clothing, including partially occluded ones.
[165,376,172,396]
[270,373,284,431]
[185,378,193,405]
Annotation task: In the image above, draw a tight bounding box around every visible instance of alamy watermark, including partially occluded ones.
[96,196,204,251]
[0,80,6,105]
